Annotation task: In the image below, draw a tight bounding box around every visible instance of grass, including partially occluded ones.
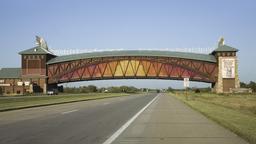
[0,93,130,112]
[171,92,256,144]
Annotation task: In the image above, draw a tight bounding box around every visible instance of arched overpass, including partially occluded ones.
[46,50,218,84]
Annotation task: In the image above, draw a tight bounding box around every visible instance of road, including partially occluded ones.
[0,93,248,144]
[0,93,157,144]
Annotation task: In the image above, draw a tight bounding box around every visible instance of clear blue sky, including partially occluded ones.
[0,0,255,88]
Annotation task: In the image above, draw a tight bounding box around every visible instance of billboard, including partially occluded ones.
[222,58,235,78]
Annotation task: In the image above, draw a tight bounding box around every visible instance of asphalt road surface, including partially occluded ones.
[0,93,157,144]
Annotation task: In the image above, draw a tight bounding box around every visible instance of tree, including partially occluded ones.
[167,87,174,92]
[108,87,122,93]
[248,81,256,92]
[240,81,256,92]
[240,82,247,88]
[87,85,98,92]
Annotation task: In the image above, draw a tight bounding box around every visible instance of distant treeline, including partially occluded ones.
[63,85,141,93]
[58,81,256,94]
[240,81,256,92]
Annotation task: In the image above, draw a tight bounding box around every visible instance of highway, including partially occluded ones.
[0,93,248,144]
[0,93,157,144]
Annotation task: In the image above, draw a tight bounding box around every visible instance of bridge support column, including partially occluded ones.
[214,54,240,93]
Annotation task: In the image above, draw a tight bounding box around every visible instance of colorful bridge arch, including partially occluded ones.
[46,51,217,84]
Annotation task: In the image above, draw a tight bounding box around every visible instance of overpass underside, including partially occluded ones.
[47,56,217,84]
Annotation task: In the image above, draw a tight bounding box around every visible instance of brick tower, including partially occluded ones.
[19,36,56,93]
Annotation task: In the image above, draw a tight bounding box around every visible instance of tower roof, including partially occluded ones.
[211,37,238,54]
[19,46,55,55]
[19,36,56,55]
[212,44,238,53]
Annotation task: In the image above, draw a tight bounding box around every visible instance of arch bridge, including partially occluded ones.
[46,51,218,84]
[0,37,240,94]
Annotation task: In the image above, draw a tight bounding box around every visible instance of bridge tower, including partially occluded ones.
[19,37,56,94]
[212,38,240,93]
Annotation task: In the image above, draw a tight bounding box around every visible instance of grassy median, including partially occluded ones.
[0,93,130,112]
[171,92,256,144]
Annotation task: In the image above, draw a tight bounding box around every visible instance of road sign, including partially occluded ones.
[184,78,189,88]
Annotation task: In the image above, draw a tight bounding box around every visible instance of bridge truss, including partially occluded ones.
[47,56,217,84]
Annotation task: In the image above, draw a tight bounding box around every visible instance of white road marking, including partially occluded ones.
[61,109,78,115]
[102,94,159,144]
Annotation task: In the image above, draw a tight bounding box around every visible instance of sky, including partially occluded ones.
[0,0,255,89]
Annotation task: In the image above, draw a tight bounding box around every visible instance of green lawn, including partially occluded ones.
[0,93,130,112]
[171,92,256,144]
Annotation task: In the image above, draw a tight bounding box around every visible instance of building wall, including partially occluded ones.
[21,54,56,94]
[0,77,49,95]
[22,54,47,93]
[223,78,235,92]
[22,55,47,76]
[0,78,30,95]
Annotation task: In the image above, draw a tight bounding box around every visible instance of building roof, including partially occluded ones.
[212,44,238,54]
[47,50,217,64]
[0,68,21,78]
[19,46,55,55]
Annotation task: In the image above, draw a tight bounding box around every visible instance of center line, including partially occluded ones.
[61,109,78,115]
[102,94,159,144]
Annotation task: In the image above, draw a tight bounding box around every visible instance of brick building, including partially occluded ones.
[0,43,56,95]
